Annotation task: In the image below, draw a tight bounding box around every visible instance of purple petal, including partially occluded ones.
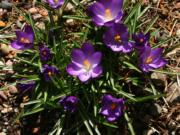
[78,72,91,82]
[11,40,33,50]
[89,52,102,67]
[66,63,85,76]
[106,116,117,122]
[92,66,102,78]
[149,59,167,68]
[88,2,105,17]
[71,49,85,67]
[81,43,95,56]
[150,48,163,61]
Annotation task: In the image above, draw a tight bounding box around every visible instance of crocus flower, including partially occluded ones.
[46,0,64,9]
[16,79,36,92]
[87,0,123,26]
[103,23,133,53]
[66,43,102,82]
[11,25,34,50]
[132,32,150,50]
[59,96,78,113]
[42,64,59,81]
[39,43,52,62]
[139,46,167,72]
[100,94,124,122]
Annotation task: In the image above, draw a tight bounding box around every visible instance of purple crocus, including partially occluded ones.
[46,0,64,9]
[16,79,36,92]
[100,94,124,122]
[103,23,133,53]
[132,32,150,50]
[66,43,102,82]
[39,43,52,62]
[59,96,78,113]
[139,46,167,72]
[11,25,34,50]
[87,0,123,26]
[42,64,59,81]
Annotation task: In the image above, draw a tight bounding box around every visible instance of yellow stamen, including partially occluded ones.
[48,71,53,76]
[105,9,112,20]
[111,103,117,110]
[114,34,121,42]
[145,56,153,64]
[83,59,91,70]
[20,37,30,43]
[53,0,59,3]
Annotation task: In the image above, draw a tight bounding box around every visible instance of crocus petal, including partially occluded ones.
[114,10,123,23]
[150,48,163,61]
[82,43,95,56]
[106,116,117,122]
[71,49,85,67]
[66,63,85,76]
[100,108,109,116]
[120,42,133,53]
[11,40,33,50]
[149,59,167,68]
[88,2,105,17]
[89,52,102,67]
[78,72,91,82]
[92,66,103,78]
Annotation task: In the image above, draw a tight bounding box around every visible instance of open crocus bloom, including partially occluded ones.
[103,23,133,53]
[46,0,64,9]
[100,94,124,122]
[66,43,102,82]
[132,32,150,51]
[59,96,78,113]
[139,46,167,72]
[39,43,52,62]
[88,0,123,26]
[11,25,34,50]
[42,65,59,81]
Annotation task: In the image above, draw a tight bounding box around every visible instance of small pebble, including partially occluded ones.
[1,107,13,114]
[66,19,74,26]
[32,14,42,20]
[8,86,18,94]
[0,132,6,135]
[176,29,180,37]
[28,7,38,14]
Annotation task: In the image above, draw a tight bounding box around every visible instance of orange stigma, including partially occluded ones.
[140,38,144,42]
[114,34,121,42]
[20,37,30,43]
[145,56,153,64]
[42,51,47,55]
[105,9,112,20]
[110,103,117,110]
[83,59,91,70]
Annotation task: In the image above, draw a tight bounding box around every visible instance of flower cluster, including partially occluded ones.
[12,0,168,124]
